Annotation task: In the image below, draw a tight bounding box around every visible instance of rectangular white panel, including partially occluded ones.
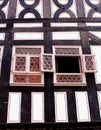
[0,33,5,40]
[14,23,42,27]
[52,32,80,40]
[31,92,44,122]
[91,46,101,83]
[14,32,43,40]
[7,92,21,123]
[97,91,101,117]
[54,92,68,122]
[75,92,90,122]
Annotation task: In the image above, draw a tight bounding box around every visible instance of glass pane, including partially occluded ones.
[30,57,40,72]
[15,57,26,71]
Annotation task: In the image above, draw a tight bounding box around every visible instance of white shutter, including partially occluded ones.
[7,92,21,123]
[41,53,55,72]
[31,92,44,122]
[54,92,68,122]
[75,92,90,122]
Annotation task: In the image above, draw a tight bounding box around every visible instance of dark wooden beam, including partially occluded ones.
[76,0,100,121]
[0,18,101,23]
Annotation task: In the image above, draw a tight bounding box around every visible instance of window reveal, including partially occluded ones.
[56,57,80,73]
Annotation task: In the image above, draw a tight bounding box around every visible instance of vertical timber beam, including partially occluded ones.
[43,0,55,122]
[43,0,51,18]
[67,91,77,122]
[0,0,17,123]
[76,0,100,121]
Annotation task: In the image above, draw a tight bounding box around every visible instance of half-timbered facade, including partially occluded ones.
[0,0,101,129]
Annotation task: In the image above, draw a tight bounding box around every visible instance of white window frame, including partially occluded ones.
[7,92,21,123]
[53,46,86,86]
[10,46,44,86]
[54,92,68,122]
[31,92,44,123]
[75,92,91,122]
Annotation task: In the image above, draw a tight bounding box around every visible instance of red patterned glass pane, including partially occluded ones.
[13,75,27,83]
[29,75,41,83]
[30,57,40,72]
[56,74,83,82]
[15,57,26,71]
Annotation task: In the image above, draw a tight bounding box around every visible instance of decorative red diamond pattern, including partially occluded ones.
[13,75,41,83]
[56,74,83,83]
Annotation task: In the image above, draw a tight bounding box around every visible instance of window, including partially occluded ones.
[54,92,68,122]
[53,46,86,86]
[31,92,44,123]
[10,46,44,86]
[53,46,97,86]
[7,92,21,123]
[75,92,90,122]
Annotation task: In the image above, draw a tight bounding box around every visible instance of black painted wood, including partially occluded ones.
[86,74,100,121]
[21,92,31,123]
[67,91,77,122]
[76,0,100,121]
[44,27,55,122]
[0,0,16,123]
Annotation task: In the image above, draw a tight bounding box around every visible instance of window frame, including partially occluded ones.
[10,46,44,86]
[53,46,86,86]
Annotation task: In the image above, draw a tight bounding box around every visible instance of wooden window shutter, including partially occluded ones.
[41,53,55,72]
[83,55,97,73]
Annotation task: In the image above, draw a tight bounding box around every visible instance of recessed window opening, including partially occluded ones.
[56,56,80,73]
